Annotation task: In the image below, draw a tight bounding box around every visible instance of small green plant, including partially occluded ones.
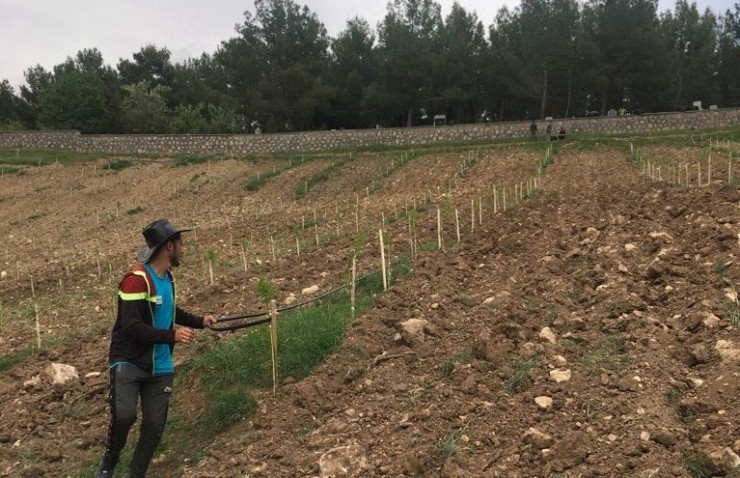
[439,351,472,378]
[104,159,133,171]
[725,300,740,326]
[126,205,145,215]
[255,275,276,304]
[503,357,537,394]
[433,416,475,461]
[173,155,209,166]
[682,453,714,478]
[576,396,602,419]
[0,347,34,371]
[440,360,455,377]
[352,230,367,257]
[244,168,284,191]
[714,260,730,274]
[665,387,683,407]
[434,430,462,459]
[583,334,630,371]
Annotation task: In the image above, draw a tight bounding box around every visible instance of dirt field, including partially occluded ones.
[1,138,740,478]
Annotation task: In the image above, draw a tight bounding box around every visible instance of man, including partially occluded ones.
[96,219,216,477]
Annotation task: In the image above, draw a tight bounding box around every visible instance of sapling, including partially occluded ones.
[255,275,278,393]
[205,249,217,285]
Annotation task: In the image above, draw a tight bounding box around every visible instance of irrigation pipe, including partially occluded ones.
[208,269,382,332]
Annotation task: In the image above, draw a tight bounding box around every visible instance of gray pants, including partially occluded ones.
[101,363,173,477]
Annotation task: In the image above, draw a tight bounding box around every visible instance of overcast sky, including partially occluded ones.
[0,0,735,89]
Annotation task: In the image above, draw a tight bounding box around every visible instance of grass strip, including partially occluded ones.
[150,260,410,475]
[0,347,34,372]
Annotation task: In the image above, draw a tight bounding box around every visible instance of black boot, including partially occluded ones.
[95,451,119,478]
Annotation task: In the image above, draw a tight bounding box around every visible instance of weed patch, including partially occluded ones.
[0,347,34,371]
[503,357,537,394]
[583,334,630,371]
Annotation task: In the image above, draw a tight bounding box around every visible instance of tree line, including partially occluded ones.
[0,0,738,134]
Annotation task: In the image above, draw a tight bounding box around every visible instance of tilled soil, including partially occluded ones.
[1,144,740,478]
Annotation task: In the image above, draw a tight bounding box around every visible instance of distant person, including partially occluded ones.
[546,122,554,141]
[530,120,538,138]
[95,219,217,478]
[558,126,566,140]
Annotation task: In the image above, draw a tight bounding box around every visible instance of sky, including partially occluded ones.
[0,0,735,90]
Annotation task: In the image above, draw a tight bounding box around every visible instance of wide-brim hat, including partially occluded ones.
[136,219,192,263]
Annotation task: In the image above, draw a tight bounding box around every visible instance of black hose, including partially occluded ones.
[208,269,382,332]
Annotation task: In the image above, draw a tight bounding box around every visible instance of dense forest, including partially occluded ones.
[0,0,738,134]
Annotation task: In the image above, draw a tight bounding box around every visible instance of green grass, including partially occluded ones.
[683,453,714,478]
[724,300,740,326]
[163,262,395,468]
[0,149,104,166]
[0,165,23,175]
[244,168,284,191]
[665,387,683,408]
[439,351,473,378]
[0,347,34,371]
[503,357,537,394]
[294,157,351,198]
[172,155,210,166]
[126,205,145,215]
[582,334,630,371]
[103,159,134,171]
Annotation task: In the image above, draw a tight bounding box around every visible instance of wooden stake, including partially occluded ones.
[697,162,702,187]
[379,229,387,291]
[729,154,732,183]
[470,199,475,233]
[455,209,461,243]
[31,278,35,298]
[707,154,712,186]
[685,163,689,186]
[269,300,279,395]
[296,236,301,256]
[208,261,214,286]
[34,304,41,350]
[437,208,442,250]
[479,196,483,225]
[351,255,357,319]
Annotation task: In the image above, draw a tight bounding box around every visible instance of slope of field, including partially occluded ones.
[1,139,740,478]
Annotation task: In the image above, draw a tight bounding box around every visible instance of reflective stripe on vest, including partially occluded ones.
[118,270,157,302]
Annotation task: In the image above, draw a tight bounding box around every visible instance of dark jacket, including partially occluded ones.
[108,264,203,372]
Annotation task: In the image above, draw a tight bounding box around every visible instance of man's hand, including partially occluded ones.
[202,314,217,328]
[175,327,195,343]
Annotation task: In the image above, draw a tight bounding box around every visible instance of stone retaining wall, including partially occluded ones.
[1,109,738,155]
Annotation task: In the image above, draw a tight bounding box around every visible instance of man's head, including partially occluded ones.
[137,219,192,265]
